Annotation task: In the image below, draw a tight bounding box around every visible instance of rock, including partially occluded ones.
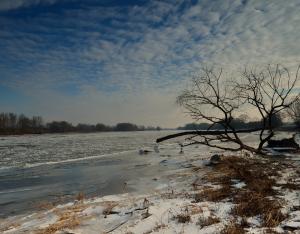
[139,149,152,155]
[209,154,221,165]
[159,159,168,164]
[181,163,194,168]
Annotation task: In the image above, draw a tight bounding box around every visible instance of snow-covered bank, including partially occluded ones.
[1,154,299,234]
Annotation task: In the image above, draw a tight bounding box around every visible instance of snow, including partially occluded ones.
[231,179,246,189]
[283,211,300,229]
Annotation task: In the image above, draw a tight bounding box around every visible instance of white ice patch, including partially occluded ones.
[231,179,246,189]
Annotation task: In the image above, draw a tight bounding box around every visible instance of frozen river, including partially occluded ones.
[0,131,209,218]
[0,131,299,218]
[0,131,176,169]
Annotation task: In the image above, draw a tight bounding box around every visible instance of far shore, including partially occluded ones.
[0,129,179,137]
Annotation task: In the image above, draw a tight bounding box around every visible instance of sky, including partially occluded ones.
[0,0,300,128]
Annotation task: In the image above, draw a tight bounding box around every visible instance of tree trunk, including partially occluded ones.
[156,128,262,143]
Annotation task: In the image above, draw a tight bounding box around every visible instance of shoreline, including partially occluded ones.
[0,129,174,137]
[1,154,299,234]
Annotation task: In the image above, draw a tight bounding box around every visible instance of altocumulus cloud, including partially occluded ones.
[0,0,59,11]
[0,0,300,127]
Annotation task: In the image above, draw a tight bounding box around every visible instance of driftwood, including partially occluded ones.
[156,129,262,143]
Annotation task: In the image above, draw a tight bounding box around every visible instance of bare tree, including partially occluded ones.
[287,98,300,128]
[174,65,299,154]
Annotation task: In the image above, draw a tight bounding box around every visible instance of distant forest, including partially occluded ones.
[0,112,162,135]
[177,114,287,130]
[0,112,294,135]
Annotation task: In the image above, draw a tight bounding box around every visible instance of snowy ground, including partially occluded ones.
[1,152,299,234]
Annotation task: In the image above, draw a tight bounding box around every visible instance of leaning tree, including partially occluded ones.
[160,65,299,155]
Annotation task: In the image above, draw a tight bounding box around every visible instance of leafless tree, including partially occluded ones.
[175,65,299,154]
[287,98,300,128]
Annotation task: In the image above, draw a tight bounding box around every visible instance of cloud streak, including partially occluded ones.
[0,0,59,11]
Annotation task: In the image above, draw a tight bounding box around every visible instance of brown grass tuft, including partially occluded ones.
[211,156,279,179]
[198,156,290,228]
[221,221,245,234]
[36,202,88,234]
[262,206,287,227]
[174,213,191,223]
[246,177,276,195]
[232,189,286,227]
[36,215,80,234]
[195,184,234,202]
[232,187,286,227]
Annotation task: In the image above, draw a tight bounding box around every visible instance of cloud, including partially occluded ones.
[0,0,59,11]
[1,0,300,126]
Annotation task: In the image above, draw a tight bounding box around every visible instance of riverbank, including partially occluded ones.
[1,153,299,234]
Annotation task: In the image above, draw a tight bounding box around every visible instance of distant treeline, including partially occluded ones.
[177,114,284,130]
[0,112,162,135]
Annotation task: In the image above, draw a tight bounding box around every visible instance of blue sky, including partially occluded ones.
[0,0,300,127]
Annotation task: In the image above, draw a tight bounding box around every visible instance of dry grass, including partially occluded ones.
[197,156,292,229]
[233,191,286,227]
[174,213,191,223]
[206,156,280,186]
[262,207,287,227]
[221,221,245,234]
[195,184,234,202]
[36,203,88,234]
[246,178,276,195]
[188,204,203,215]
[197,215,220,227]
[36,215,80,234]
[35,201,55,210]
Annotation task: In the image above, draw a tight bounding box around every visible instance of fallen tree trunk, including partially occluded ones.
[156,129,263,143]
